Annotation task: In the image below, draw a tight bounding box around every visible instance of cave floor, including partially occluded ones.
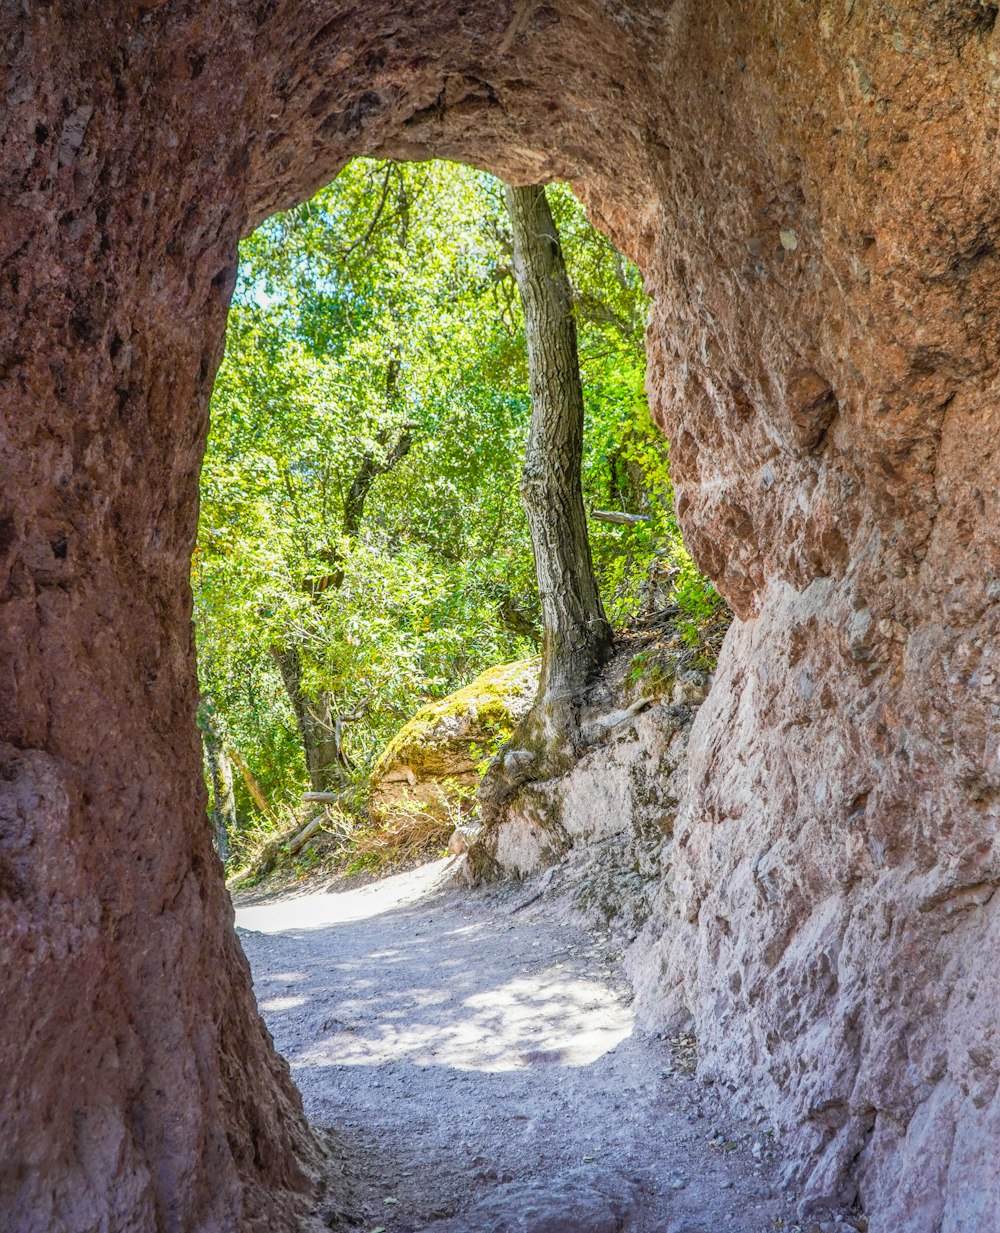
[236,859,800,1233]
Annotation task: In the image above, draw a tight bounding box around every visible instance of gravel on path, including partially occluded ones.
[236,858,801,1233]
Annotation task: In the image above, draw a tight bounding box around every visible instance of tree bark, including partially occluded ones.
[508,183,611,708]
[479,185,611,821]
[200,707,235,865]
[271,645,345,794]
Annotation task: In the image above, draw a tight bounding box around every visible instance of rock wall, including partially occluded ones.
[2,1,998,1229]
[492,688,701,943]
[482,632,707,889]
[0,8,330,1232]
[625,7,1000,1230]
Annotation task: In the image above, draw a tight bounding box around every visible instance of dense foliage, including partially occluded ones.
[195,158,721,861]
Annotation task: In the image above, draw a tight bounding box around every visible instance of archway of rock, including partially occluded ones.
[2,3,999,1232]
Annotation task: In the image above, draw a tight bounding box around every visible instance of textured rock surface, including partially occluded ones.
[481,631,708,950]
[2,1,1000,1230]
[623,9,1000,1231]
[489,700,691,878]
[370,658,537,823]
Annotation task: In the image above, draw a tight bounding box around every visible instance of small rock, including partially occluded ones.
[504,748,536,774]
[448,828,471,856]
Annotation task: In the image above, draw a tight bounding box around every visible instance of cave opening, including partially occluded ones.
[195,153,686,878]
[201,151,747,1227]
[4,3,1000,1231]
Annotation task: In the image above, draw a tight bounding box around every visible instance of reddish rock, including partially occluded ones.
[1,1,998,1230]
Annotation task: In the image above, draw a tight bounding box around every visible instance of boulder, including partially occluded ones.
[369,659,539,823]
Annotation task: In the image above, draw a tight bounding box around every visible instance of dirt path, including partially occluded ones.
[236,859,802,1233]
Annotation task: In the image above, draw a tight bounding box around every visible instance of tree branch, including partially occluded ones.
[590,509,650,526]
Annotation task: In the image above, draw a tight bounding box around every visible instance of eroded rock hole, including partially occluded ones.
[208,157,793,1231]
[5,6,1000,1232]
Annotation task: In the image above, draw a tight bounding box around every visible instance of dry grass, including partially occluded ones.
[227,801,456,891]
[225,805,302,882]
[345,809,455,873]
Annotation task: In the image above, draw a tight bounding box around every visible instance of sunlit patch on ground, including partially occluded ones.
[237,859,632,1073]
[235,857,458,933]
[235,859,795,1232]
[258,995,309,1012]
[299,968,632,1073]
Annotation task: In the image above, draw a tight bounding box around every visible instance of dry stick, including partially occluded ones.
[590,509,650,526]
[285,814,329,856]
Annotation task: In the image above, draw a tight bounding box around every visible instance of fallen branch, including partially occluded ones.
[590,509,650,526]
[285,814,329,857]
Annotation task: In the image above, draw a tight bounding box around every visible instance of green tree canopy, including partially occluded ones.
[195,158,720,858]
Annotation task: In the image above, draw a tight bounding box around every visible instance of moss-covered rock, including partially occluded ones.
[368,658,540,823]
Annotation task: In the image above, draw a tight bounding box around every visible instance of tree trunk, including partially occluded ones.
[200,708,235,865]
[272,645,344,794]
[508,183,611,710]
[228,744,279,822]
[281,398,416,785]
[479,185,611,822]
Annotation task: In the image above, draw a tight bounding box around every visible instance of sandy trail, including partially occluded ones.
[236,859,800,1233]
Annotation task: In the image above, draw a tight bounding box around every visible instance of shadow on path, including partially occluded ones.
[236,860,795,1233]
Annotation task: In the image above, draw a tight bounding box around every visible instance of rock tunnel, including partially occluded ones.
[2,1,998,1229]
